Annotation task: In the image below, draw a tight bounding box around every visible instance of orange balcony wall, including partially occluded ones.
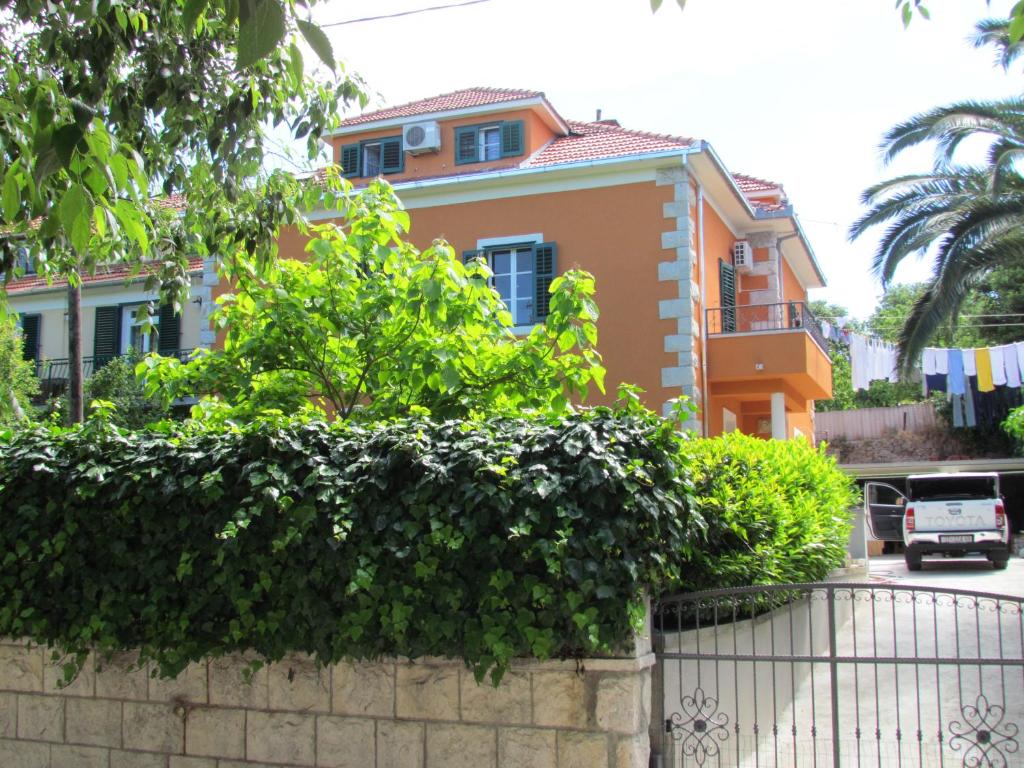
[707,325,832,403]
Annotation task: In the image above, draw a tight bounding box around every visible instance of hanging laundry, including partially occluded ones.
[965,377,978,427]
[922,348,942,376]
[947,349,966,396]
[1002,344,1022,388]
[924,373,947,395]
[976,348,995,392]
[989,346,1008,387]
[951,393,965,428]
[963,348,977,377]
[850,333,899,391]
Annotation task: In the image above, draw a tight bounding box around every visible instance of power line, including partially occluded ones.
[319,0,498,28]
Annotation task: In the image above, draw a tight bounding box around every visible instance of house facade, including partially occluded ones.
[305,87,831,438]
[5,256,215,396]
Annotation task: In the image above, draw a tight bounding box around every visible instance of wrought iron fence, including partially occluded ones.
[653,583,1023,767]
[705,302,827,353]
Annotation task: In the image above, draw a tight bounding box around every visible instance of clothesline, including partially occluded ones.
[922,344,1024,394]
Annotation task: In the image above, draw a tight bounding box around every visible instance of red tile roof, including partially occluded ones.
[340,87,544,127]
[5,258,205,294]
[733,173,781,194]
[526,120,694,167]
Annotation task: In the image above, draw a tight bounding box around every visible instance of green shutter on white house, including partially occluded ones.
[455,127,478,165]
[719,259,737,333]
[533,242,557,322]
[93,305,121,365]
[157,304,181,355]
[501,121,524,158]
[19,314,40,362]
[340,144,360,177]
[380,137,403,174]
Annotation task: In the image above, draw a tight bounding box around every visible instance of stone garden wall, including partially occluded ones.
[0,639,653,768]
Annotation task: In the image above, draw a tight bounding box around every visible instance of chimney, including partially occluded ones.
[596,108,602,121]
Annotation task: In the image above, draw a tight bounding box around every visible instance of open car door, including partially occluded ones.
[864,482,907,542]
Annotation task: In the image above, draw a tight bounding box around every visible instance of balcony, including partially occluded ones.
[706,301,828,353]
[705,302,832,405]
[32,350,195,397]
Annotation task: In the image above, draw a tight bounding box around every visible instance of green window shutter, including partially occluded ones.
[93,305,120,363]
[533,242,557,322]
[340,143,360,177]
[380,137,403,174]
[719,260,737,333]
[455,127,478,165]
[461,249,482,263]
[20,314,40,362]
[157,304,181,355]
[501,120,524,158]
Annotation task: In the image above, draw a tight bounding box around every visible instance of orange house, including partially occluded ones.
[297,87,832,439]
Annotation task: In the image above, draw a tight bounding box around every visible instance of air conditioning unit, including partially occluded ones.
[733,240,753,271]
[403,121,441,155]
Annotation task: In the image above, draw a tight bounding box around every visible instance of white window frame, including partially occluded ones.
[476,234,544,333]
[120,304,159,355]
[479,125,501,162]
[363,142,382,177]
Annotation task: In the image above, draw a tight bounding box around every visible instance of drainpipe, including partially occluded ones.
[697,181,708,437]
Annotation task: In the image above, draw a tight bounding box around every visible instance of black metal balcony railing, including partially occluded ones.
[32,350,196,392]
[705,301,827,352]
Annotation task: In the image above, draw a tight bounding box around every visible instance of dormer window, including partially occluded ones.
[455,120,524,165]
[340,136,403,178]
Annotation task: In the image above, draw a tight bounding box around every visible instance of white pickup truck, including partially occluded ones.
[865,473,1012,571]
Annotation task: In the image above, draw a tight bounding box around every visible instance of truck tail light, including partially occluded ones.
[905,505,915,532]
[996,500,1006,530]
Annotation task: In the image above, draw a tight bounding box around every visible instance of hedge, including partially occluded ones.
[679,432,857,592]
[0,415,856,683]
[0,412,696,682]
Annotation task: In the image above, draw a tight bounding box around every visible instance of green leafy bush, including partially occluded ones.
[678,433,856,592]
[0,412,694,682]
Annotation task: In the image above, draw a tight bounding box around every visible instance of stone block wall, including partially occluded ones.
[0,639,653,768]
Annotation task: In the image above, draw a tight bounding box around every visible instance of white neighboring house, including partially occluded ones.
[5,253,218,400]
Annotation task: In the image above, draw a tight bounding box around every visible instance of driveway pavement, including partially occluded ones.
[867,552,1024,597]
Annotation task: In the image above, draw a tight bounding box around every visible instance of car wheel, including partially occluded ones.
[905,553,923,572]
[990,556,1009,571]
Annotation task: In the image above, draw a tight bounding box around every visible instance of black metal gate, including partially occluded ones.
[653,583,1023,767]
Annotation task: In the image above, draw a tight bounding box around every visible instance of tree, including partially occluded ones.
[850,16,1024,371]
[0,310,38,423]
[0,0,364,422]
[141,179,607,423]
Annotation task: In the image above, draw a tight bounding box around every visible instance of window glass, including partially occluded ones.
[363,143,382,177]
[491,249,511,274]
[121,305,158,355]
[480,127,501,161]
[486,246,534,326]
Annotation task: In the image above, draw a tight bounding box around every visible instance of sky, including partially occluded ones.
[299,0,1019,319]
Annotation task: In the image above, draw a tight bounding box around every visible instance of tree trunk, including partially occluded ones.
[67,280,84,424]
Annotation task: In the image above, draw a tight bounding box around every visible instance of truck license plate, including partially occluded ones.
[940,535,973,543]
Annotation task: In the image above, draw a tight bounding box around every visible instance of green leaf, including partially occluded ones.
[113,199,149,251]
[2,168,19,222]
[237,0,287,70]
[297,19,335,72]
[1011,12,1024,44]
[53,123,84,169]
[59,183,90,231]
[183,0,210,32]
[287,42,304,85]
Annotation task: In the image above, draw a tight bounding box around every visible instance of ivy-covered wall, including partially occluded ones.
[0,413,694,684]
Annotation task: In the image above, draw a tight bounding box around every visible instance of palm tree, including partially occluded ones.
[850,18,1024,370]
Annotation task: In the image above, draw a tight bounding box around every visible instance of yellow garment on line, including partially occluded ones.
[976,348,995,392]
